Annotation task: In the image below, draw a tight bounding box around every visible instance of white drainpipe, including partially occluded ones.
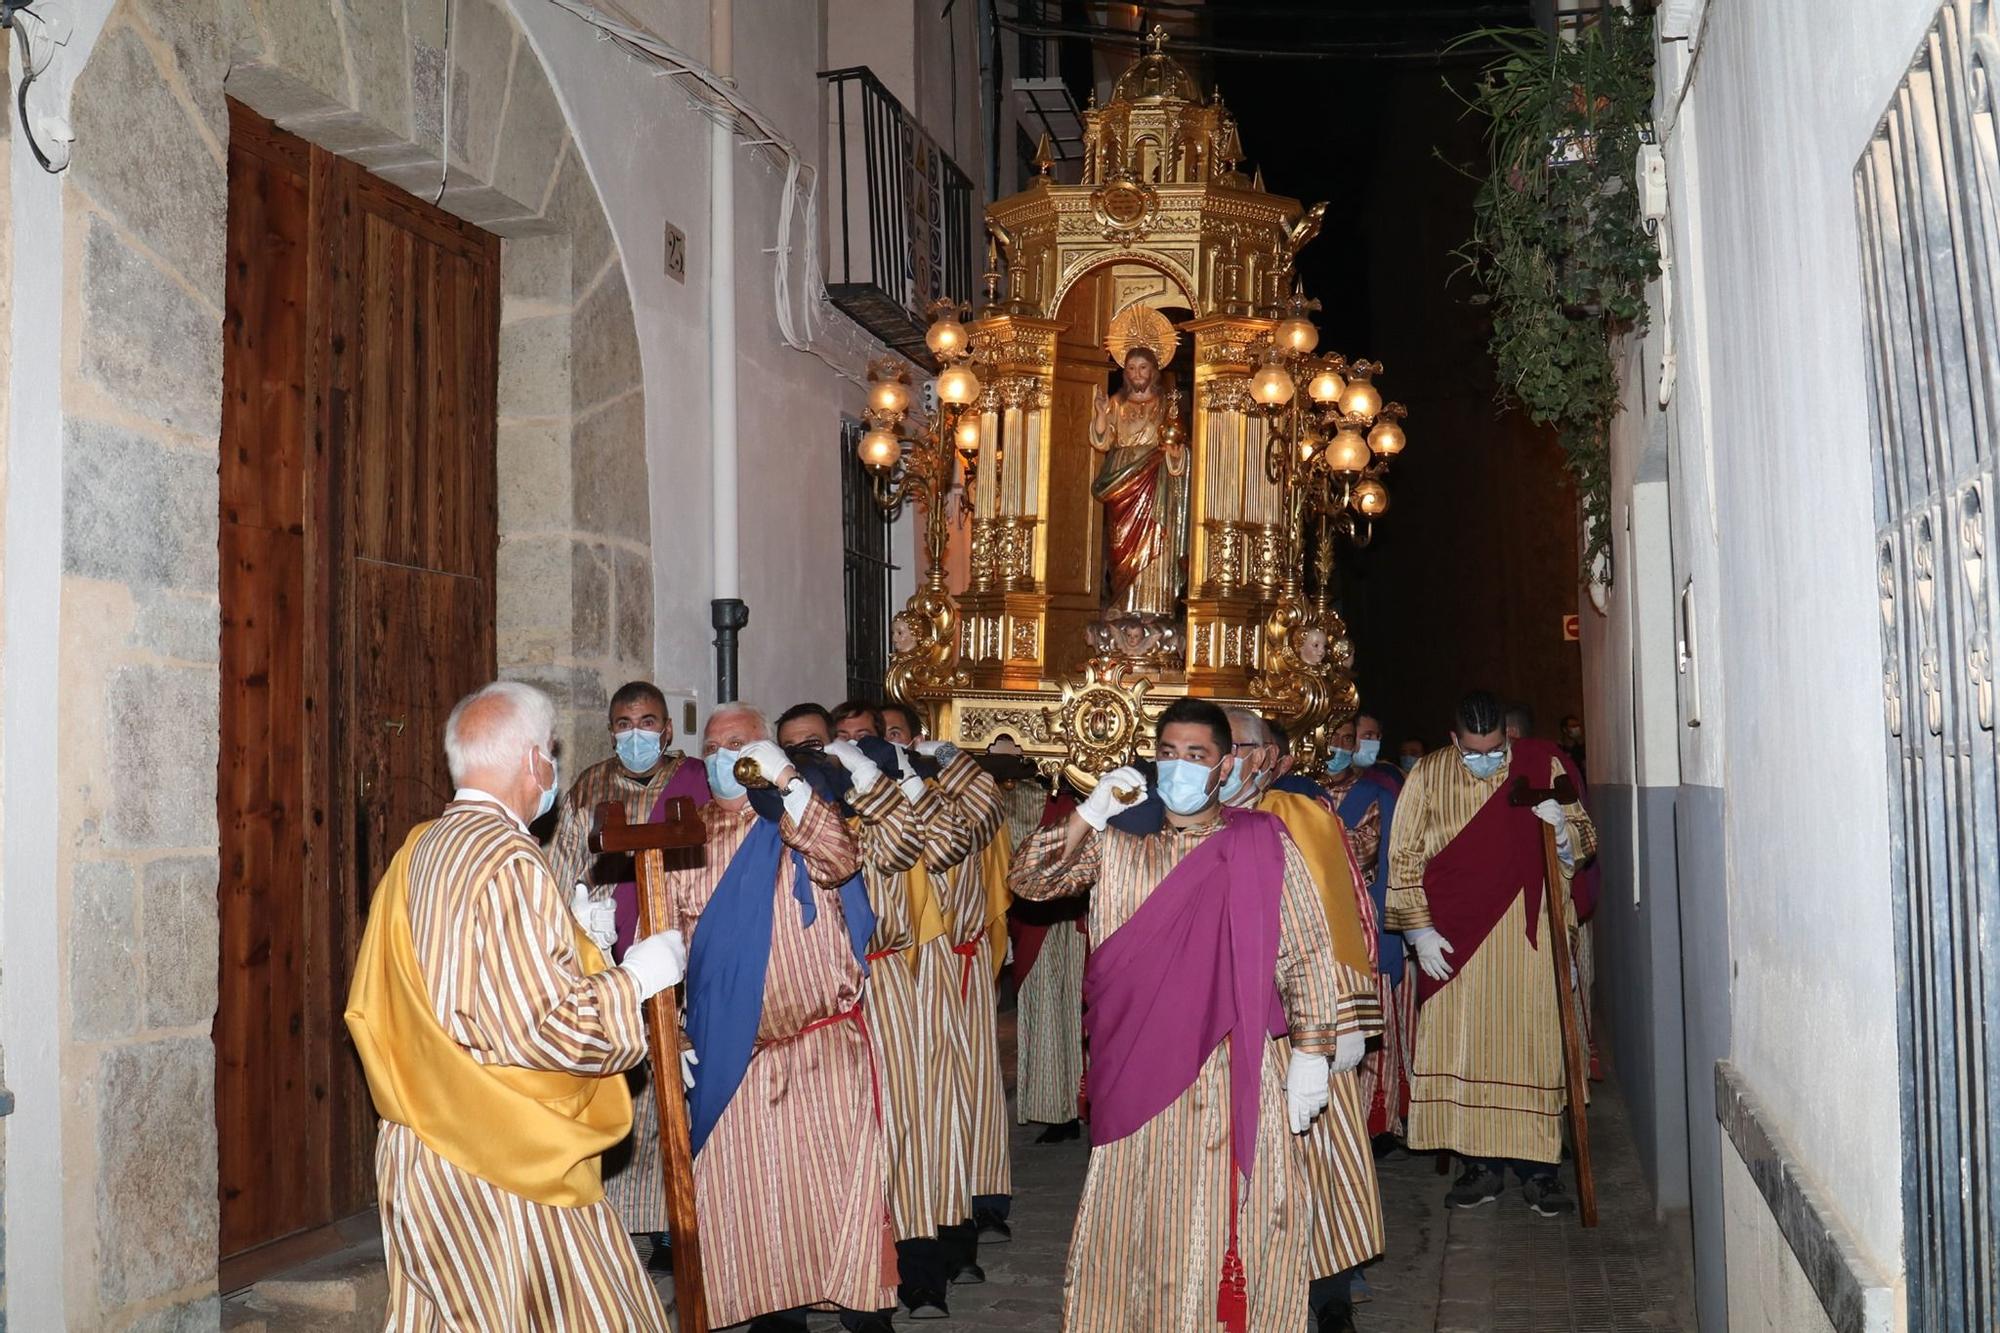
[707,0,744,701]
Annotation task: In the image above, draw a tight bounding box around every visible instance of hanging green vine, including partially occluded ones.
[1453,11,1659,575]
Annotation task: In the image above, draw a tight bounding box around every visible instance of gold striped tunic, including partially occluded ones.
[932,755,1013,1201]
[1015,912,1087,1125]
[851,772,978,1240]
[1011,818,1344,1333]
[547,753,689,1235]
[657,796,895,1325]
[376,796,667,1332]
[1383,747,1597,1163]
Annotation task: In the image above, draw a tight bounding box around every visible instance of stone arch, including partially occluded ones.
[49,0,651,1321]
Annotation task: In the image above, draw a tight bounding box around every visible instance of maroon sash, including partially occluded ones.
[1414,738,1586,1006]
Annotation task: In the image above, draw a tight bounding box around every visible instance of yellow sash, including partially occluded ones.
[1259,789,1373,977]
[980,830,1015,979]
[344,822,634,1208]
[902,859,952,968]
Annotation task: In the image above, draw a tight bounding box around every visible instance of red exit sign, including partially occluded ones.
[1562,614,1581,642]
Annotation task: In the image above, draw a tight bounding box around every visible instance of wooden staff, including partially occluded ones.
[591,800,710,1331]
[1507,773,1598,1228]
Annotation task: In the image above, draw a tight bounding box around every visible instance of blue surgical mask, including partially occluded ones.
[1460,747,1506,780]
[1400,755,1419,772]
[1156,758,1218,815]
[615,728,664,774]
[705,747,746,800]
[1355,739,1382,768]
[1217,762,1247,805]
[534,750,560,820]
[1326,746,1354,774]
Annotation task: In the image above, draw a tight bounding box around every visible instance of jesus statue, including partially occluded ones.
[1090,345,1188,620]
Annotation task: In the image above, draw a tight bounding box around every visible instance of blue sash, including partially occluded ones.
[683,817,875,1155]
[1336,778,1403,985]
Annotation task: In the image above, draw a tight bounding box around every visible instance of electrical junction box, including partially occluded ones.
[1638,144,1667,223]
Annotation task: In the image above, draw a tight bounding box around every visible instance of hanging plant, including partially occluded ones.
[1452,11,1659,578]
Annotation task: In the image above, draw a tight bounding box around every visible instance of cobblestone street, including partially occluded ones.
[773,1010,1697,1332]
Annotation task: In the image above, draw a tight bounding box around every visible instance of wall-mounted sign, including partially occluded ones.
[1562,614,1581,642]
[664,220,686,283]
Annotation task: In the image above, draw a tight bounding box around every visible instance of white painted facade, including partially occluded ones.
[1587,0,1939,1327]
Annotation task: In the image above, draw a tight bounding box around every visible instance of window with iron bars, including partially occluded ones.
[841,419,897,703]
[1860,6,2000,1327]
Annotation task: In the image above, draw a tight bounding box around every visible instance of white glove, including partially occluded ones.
[679,1046,699,1090]
[1329,1030,1366,1075]
[1286,1050,1331,1133]
[739,739,795,789]
[899,775,928,803]
[1533,799,1576,866]
[621,929,687,1000]
[1406,926,1455,982]
[824,739,882,793]
[569,883,618,952]
[913,738,948,757]
[1078,765,1148,831]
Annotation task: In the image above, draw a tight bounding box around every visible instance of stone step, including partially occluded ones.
[221,1237,388,1333]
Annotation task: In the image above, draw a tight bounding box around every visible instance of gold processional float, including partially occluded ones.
[858,29,1411,789]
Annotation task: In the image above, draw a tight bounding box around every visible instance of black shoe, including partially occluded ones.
[949,1261,986,1285]
[1446,1163,1505,1209]
[645,1232,673,1275]
[900,1286,950,1319]
[747,1316,810,1333]
[1035,1118,1082,1143]
[1523,1174,1576,1217]
[842,1315,896,1333]
[1315,1300,1360,1333]
[1370,1133,1409,1161]
[975,1214,1012,1243]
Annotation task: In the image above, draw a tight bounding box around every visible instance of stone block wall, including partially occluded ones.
[43,0,652,1323]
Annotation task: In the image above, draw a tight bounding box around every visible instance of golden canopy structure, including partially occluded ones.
[879,28,1404,786]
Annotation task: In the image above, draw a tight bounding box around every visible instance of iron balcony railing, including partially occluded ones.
[821,66,977,360]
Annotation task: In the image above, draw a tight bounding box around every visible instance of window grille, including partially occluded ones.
[1858,7,2000,1327]
[841,419,896,702]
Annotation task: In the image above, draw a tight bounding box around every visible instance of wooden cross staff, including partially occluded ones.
[591,799,710,1331]
[1506,773,1599,1228]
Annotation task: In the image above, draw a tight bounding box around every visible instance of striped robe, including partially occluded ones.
[547,753,690,1234]
[1011,819,1345,1333]
[1322,769,1416,1139]
[1383,748,1598,1163]
[851,773,976,1240]
[658,797,895,1325]
[1001,782,1087,1125]
[376,797,667,1331]
[931,754,1012,1202]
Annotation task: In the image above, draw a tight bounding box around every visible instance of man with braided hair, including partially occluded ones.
[1385,690,1597,1217]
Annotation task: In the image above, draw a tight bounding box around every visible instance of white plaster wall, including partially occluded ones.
[512,0,962,717]
[1675,0,1935,1280]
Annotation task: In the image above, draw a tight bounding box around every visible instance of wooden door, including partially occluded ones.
[216,103,499,1272]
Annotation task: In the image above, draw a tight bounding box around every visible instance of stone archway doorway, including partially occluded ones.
[215,102,501,1278]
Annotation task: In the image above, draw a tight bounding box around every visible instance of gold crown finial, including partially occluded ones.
[1147,23,1170,54]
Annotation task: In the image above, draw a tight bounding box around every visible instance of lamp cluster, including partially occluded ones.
[858,301,987,566]
[1254,291,1409,554]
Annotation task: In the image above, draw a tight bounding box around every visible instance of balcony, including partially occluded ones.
[821,66,977,360]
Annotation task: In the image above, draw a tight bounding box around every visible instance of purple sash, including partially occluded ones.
[1082,807,1288,1179]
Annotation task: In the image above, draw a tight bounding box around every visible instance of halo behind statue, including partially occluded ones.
[1104,303,1179,367]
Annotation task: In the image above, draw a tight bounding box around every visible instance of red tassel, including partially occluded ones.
[1216,1171,1247,1333]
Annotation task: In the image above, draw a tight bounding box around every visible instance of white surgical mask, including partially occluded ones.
[1460,747,1506,780]
[705,747,746,800]
[1156,758,1218,815]
[615,728,664,774]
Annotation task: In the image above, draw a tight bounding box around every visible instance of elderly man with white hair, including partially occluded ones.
[345,680,686,1331]
[648,702,894,1332]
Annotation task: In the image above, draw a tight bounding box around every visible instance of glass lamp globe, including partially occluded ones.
[1307,366,1346,404]
[926,316,967,359]
[1298,434,1321,461]
[1353,477,1390,515]
[955,417,982,452]
[1252,357,1296,407]
[1327,428,1371,472]
[1339,376,1383,419]
[936,365,982,406]
[1368,419,1406,456]
[1274,315,1319,354]
[859,428,903,470]
[868,377,911,417]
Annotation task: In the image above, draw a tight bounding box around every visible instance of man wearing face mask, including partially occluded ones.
[346,681,683,1330]
[1009,698,1346,1333]
[1384,690,1597,1218]
[1354,710,1405,794]
[1320,715,1412,1152]
[1223,709,1383,1333]
[644,703,894,1330]
[547,681,711,1256]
